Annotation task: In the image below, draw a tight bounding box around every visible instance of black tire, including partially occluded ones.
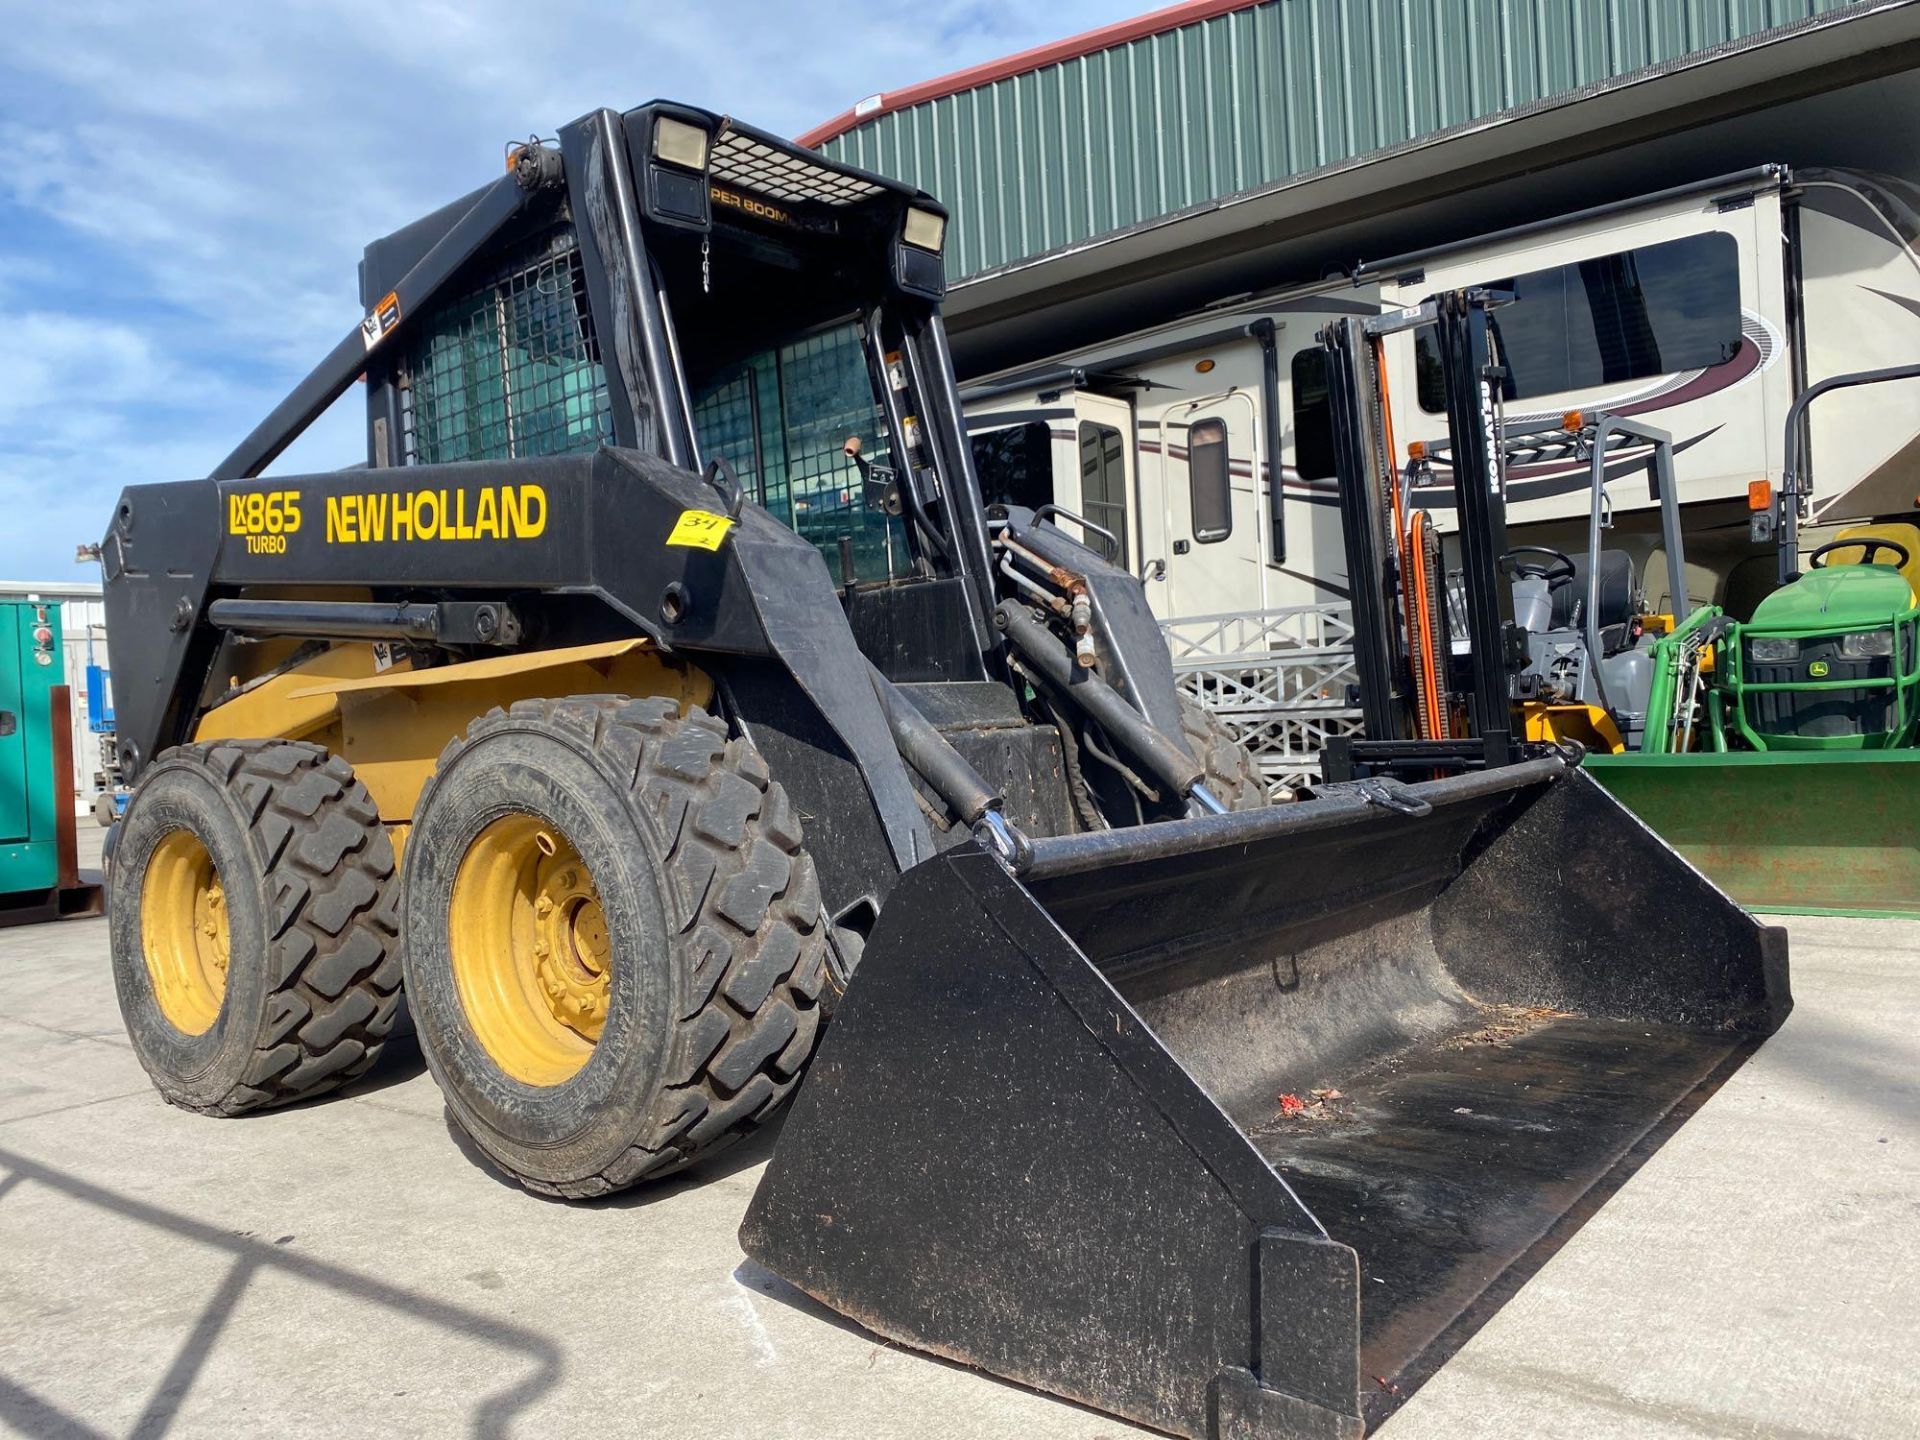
[1178,695,1269,809]
[402,696,828,1198]
[109,741,404,1115]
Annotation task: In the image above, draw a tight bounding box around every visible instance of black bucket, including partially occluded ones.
[740,759,1790,1439]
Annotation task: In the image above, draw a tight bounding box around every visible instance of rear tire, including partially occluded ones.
[402,696,828,1198]
[1178,695,1269,809]
[110,741,404,1115]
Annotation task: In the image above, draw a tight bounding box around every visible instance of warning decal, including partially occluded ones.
[360,291,401,351]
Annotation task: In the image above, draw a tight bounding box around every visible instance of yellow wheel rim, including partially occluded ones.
[449,815,613,1086]
[140,829,230,1035]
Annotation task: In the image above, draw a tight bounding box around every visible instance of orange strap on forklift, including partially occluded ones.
[1373,336,1444,738]
[1408,510,1446,738]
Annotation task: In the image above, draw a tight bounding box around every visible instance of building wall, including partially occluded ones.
[819,0,1866,280]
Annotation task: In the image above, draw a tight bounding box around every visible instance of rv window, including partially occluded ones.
[1188,417,1232,544]
[1077,421,1129,565]
[971,421,1053,513]
[1290,349,1337,481]
[1414,231,1742,412]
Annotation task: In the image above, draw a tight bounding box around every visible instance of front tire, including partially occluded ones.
[110,741,404,1114]
[1178,695,1269,809]
[402,696,828,1198]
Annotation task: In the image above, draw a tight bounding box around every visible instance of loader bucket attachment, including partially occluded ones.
[1583,750,1920,918]
[740,760,1789,1439]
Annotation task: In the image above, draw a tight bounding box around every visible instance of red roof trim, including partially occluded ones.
[796,0,1266,149]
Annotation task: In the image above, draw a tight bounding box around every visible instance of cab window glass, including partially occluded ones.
[692,322,912,581]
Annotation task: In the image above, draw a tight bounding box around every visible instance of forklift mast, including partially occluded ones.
[1324,288,1709,779]
[1321,291,1524,777]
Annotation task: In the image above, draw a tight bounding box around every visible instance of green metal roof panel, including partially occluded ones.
[816,0,1868,279]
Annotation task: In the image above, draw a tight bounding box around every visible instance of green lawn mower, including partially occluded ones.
[1585,364,1920,916]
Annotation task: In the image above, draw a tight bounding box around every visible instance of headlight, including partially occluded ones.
[1749,636,1800,662]
[654,115,711,171]
[1840,629,1895,658]
[903,207,946,253]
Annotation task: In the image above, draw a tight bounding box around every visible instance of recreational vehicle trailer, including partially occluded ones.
[962,166,1920,625]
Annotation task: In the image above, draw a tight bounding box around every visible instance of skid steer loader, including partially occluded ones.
[100,104,1789,1438]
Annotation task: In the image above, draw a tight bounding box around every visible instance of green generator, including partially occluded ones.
[1,599,69,903]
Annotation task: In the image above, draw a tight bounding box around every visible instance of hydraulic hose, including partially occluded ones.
[993,600,1208,805]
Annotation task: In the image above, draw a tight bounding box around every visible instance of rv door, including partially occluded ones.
[1158,392,1263,616]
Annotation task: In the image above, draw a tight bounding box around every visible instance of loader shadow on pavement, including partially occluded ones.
[0,1145,564,1440]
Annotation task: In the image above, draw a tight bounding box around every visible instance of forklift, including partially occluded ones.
[1318,288,1688,782]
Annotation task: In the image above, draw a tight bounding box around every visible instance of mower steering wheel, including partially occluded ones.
[1499,545,1577,587]
[1807,537,1912,570]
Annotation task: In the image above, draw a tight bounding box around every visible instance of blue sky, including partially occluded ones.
[0,0,1139,582]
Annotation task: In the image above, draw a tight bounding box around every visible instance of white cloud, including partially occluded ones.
[0,0,1141,580]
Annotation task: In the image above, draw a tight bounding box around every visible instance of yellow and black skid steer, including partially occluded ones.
[97,101,1789,1438]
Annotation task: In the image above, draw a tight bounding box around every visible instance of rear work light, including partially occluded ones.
[653,115,711,171]
[903,207,946,253]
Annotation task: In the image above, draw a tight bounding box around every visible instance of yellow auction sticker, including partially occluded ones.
[666,509,735,551]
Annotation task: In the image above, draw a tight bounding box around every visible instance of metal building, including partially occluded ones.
[805,0,1875,283]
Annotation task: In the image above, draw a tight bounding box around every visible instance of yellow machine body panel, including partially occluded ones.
[194,639,710,833]
[1522,702,1626,754]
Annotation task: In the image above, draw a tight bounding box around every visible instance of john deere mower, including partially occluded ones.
[1585,365,1920,916]
[98,111,1786,1439]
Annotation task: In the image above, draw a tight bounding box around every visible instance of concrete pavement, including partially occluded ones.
[0,853,1914,1438]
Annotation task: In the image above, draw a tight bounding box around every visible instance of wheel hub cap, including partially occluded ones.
[449,815,614,1087]
[140,829,229,1036]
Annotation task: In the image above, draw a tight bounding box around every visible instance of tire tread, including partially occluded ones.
[139,740,402,1116]
[426,696,827,1199]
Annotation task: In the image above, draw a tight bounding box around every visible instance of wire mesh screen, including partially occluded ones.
[696,359,786,519]
[403,228,612,464]
[710,130,888,206]
[692,322,911,581]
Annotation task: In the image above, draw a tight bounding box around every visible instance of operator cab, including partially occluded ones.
[359,102,994,684]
